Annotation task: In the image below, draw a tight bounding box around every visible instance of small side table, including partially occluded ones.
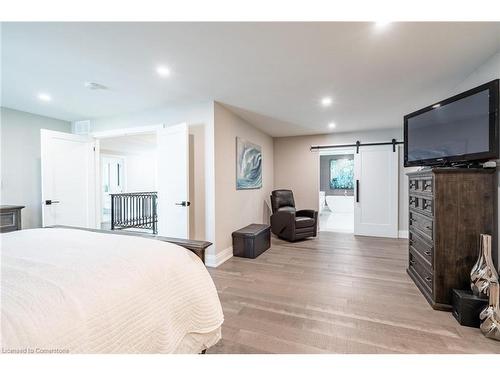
[0,205,25,233]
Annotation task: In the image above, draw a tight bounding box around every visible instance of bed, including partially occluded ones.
[1,227,224,354]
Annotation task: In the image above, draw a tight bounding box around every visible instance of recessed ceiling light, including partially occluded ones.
[328,122,336,129]
[321,97,333,107]
[37,93,52,102]
[156,65,170,77]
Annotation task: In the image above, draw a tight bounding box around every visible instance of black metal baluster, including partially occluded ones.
[111,195,115,230]
[142,195,145,228]
[147,196,153,229]
[153,193,157,234]
[124,196,127,227]
[127,196,130,227]
[109,192,158,233]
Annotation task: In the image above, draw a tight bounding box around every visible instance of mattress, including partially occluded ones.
[1,228,223,354]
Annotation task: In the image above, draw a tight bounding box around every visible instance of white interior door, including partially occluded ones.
[354,145,398,238]
[156,123,189,238]
[41,129,98,228]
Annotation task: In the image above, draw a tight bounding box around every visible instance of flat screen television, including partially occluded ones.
[404,79,499,167]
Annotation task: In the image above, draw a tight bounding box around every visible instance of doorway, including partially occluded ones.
[98,133,157,232]
[317,144,399,238]
[318,149,355,233]
[93,123,190,238]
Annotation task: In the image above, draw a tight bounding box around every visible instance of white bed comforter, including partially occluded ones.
[1,228,223,354]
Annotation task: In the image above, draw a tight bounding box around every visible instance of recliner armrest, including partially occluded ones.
[296,209,316,218]
[270,210,296,235]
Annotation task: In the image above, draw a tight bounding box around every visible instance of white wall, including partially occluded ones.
[125,153,157,192]
[452,52,500,94]
[0,107,71,228]
[450,51,500,269]
[212,102,274,266]
[100,150,157,193]
[89,102,215,253]
[274,128,408,234]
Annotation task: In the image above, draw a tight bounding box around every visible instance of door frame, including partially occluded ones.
[92,124,165,139]
[318,147,356,232]
[91,124,164,230]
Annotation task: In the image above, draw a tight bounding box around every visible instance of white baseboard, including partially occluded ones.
[398,230,409,239]
[205,246,233,268]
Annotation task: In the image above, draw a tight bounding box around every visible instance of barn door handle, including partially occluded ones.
[175,201,191,207]
[355,180,359,203]
[45,200,60,205]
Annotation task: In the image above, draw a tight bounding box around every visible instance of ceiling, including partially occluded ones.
[100,133,156,154]
[2,22,500,137]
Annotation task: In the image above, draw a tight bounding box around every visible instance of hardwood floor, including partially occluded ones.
[207,232,500,354]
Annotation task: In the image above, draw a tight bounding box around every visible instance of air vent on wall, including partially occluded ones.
[84,82,108,90]
[72,120,92,135]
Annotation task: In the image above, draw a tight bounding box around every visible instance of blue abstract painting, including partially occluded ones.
[236,137,262,190]
[330,158,354,189]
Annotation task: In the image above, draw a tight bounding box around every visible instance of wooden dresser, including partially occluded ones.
[0,205,25,233]
[407,168,497,311]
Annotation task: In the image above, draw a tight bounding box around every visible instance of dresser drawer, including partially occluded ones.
[409,176,433,195]
[0,206,24,233]
[409,249,433,292]
[409,210,433,240]
[409,195,434,217]
[0,211,18,232]
[409,229,433,266]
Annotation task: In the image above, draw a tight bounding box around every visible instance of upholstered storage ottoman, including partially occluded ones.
[232,224,271,259]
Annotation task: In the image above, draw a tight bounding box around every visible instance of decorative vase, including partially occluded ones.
[480,281,500,341]
[470,234,499,297]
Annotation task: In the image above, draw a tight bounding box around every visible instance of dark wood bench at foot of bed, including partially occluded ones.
[48,225,212,264]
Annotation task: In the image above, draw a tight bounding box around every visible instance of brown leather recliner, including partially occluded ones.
[270,189,318,242]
